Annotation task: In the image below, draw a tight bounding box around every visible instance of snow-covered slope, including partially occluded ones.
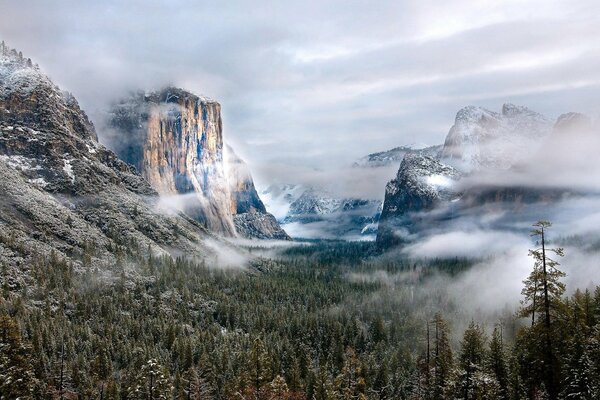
[376,154,461,247]
[0,43,246,272]
[354,144,442,168]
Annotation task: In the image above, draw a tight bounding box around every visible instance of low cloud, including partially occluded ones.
[403,229,526,259]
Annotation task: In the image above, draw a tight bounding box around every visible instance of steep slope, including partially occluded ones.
[376,103,596,250]
[0,43,238,276]
[225,145,289,240]
[107,89,288,240]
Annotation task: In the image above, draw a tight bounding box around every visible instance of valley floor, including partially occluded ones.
[1,240,599,399]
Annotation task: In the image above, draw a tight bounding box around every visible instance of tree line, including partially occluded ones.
[1,221,599,399]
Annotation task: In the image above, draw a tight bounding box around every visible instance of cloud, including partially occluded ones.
[2,0,600,183]
[403,229,527,259]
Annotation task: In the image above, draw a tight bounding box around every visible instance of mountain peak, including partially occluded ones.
[1,41,97,142]
[442,104,552,172]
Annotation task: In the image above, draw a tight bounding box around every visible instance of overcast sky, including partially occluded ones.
[1,0,600,189]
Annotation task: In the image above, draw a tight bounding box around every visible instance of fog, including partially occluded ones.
[2,1,600,191]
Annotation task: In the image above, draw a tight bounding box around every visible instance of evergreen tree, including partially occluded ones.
[128,359,173,400]
[456,321,487,400]
[248,337,273,398]
[431,314,453,400]
[487,325,509,400]
[0,313,35,399]
[519,221,565,400]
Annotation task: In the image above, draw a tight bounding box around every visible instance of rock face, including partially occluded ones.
[107,89,288,240]
[225,145,289,240]
[0,44,237,274]
[376,154,461,248]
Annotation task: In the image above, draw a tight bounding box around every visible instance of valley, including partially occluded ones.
[2,12,600,399]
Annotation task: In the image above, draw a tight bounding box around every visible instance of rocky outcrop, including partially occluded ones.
[376,154,461,248]
[375,103,597,250]
[0,44,239,274]
[107,89,289,240]
[225,145,289,240]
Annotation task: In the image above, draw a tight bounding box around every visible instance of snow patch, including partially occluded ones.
[63,159,75,183]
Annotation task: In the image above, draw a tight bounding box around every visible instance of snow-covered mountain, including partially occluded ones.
[353,144,442,168]
[260,184,381,240]
[0,43,243,271]
[376,153,461,247]
[441,103,552,172]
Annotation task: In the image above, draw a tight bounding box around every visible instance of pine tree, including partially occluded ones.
[0,313,36,399]
[519,221,565,400]
[248,337,273,399]
[128,358,173,400]
[269,375,290,400]
[561,334,594,399]
[487,325,509,399]
[431,314,453,400]
[335,347,365,399]
[456,321,487,400]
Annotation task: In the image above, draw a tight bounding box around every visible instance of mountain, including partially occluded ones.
[260,184,381,239]
[106,89,289,240]
[376,104,566,249]
[440,103,551,172]
[353,144,442,168]
[376,154,461,247]
[0,43,250,274]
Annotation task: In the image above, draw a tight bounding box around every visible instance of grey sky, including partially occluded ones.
[1,0,600,190]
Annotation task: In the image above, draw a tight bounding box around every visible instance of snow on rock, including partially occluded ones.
[260,183,381,239]
[106,88,289,240]
[376,153,461,248]
[62,158,75,183]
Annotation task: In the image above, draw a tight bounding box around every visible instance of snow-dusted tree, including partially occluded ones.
[335,347,366,399]
[248,337,273,398]
[128,358,173,400]
[0,313,35,399]
[431,314,453,400]
[519,221,565,400]
[269,375,290,400]
[561,343,594,399]
[487,325,509,399]
[455,321,487,400]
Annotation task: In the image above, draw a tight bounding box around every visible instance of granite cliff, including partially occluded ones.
[107,89,289,240]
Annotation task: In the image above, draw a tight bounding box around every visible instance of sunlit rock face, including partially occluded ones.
[108,88,235,235]
[108,88,289,239]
